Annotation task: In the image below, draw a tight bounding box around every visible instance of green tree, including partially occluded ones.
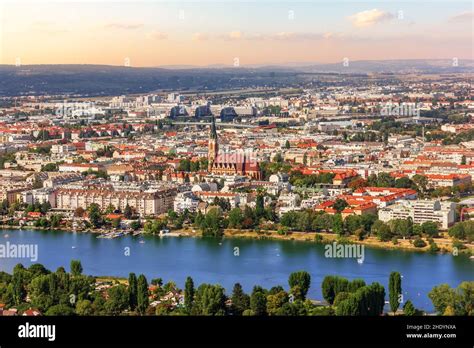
[255,194,265,219]
[250,288,267,316]
[333,199,348,213]
[45,304,75,316]
[29,274,55,311]
[193,284,227,316]
[105,285,129,315]
[390,219,413,238]
[389,272,402,314]
[198,208,223,237]
[428,284,458,315]
[332,214,344,236]
[266,291,289,316]
[41,163,59,172]
[130,220,141,230]
[335,283,385,316]
[49,214,62,228]
[230,283,250,316]
[70,260,83,277]
[128,273,138,311]
[322,276,337,305]
[228,208,244,229]
[403,300,417,316]
[371,220,392,241]
[136,274,149,315]
[412,174,428,193]
[421,221,439,237]
[184,276,195,312]
[87,203,103,228]
[428,282,474,316]
[76,299,93,315]
[288,271,311,301]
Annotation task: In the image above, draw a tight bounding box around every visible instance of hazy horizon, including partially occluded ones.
[1,58,473,70]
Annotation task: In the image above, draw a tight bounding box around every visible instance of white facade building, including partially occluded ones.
[378,199,456,229]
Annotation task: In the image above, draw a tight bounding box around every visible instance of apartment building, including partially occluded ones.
[378,199,456,229]
[21,188,57,207]
[55,185,177,216]
[173,191,200,213]
[424,174,472,188]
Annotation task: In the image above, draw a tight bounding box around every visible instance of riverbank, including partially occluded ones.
[176,227,474,254]
[1,224,472,255]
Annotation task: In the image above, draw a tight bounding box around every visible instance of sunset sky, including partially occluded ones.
[0,0,472,67]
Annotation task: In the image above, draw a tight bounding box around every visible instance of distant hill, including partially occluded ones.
[294,59,474,74]
[0,59,472,97]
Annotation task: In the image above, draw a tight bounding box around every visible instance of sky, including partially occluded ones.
[0,0,473,67]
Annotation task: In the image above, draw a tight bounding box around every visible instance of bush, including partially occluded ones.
[391,237,399,245]
[413,237,427,248]
[428,238,439,252]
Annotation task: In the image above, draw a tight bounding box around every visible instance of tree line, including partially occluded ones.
[1,261,471,316]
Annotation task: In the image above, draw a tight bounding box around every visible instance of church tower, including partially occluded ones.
[208,116,219,171]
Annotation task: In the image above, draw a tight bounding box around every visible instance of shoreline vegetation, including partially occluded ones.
[1,225,473,255]
[0,260,472,317]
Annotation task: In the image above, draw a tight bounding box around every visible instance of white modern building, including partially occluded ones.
[378,199,456,229]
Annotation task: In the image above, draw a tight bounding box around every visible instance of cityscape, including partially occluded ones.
[0,0,472,345]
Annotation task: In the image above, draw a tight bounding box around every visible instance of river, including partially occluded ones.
[0,229,472,311]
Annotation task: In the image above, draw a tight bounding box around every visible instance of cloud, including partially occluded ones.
[448,11,474,23]
[105,23,143,30]
[192,32,209,41]
[150,31,168,40]
[349,9,394,28]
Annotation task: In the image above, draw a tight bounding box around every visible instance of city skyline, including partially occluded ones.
[1,1,473,66]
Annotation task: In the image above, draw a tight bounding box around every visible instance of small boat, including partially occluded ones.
[71,246,76,249]
[470,255,474,260]
[139,240,145,244]
[4,234,9,238]
[357,258,363,264]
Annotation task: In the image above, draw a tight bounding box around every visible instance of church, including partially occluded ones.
[207,117,262,180]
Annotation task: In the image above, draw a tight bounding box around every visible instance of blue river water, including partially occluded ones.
[0,229,472,311]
